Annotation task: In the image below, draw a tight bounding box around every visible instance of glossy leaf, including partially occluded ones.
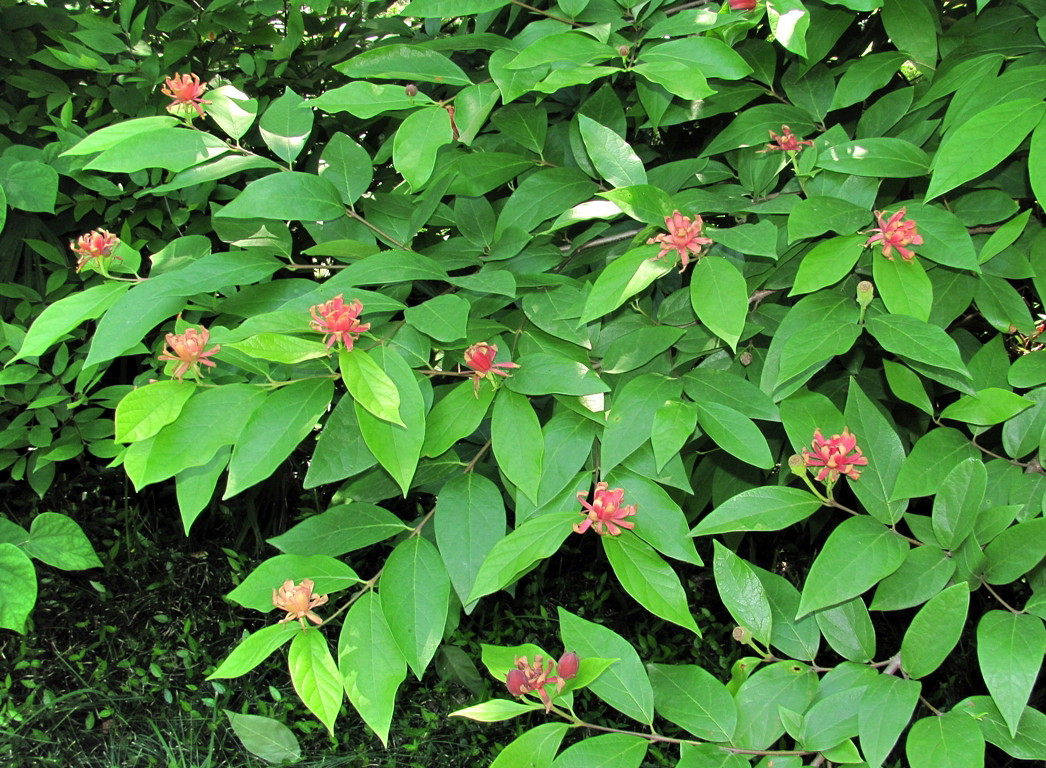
[24,513,102,571]
[468,511,576,603]
[267,503,410,558]
[977,611,1045,738]
[208,623,299,680]
[648,663,736,742]
[288,629,342,735]
[381,537,450,679]
[0,543,36,633]
[491,389,544,505]
[224,710,301,764]
[227,554,359,613]
[690,255,747,351]
[693,487,822,536]
[604,533,699,634]
[712,542,772,645]
[435,473,506,610]
[906,712,985,768]
[900,582,970,679]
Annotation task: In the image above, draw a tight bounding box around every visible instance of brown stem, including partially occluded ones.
[464,441,492,473]
[345,208,412,251]
[980,578,1023,614]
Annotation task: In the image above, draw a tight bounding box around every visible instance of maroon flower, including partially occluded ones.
[157,326,220,381]
[161,73,212,119]
[728,0,757,10]
[463,342,519,394]
[503,653,579,712]
[574,482,637,536]
[557,651,579,681]
[309,295,370,351]
[801,428,868,484]
[647,211,713,272]
[70,229,119,273]
[758,125,814,153]
[865,208,923,262]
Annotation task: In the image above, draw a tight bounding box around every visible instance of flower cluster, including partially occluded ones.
[504,652,579,712]
[801,428,868,484]
[157,326,220,381]
[309,295,370,351]
[647,211,713,272]
[759,125,814,153]
[574,482,636,536]
[463,342,519,394]
[161,73,211,119]
[272,578,329,629]
[865,208,923,262]
[70,229,120,273]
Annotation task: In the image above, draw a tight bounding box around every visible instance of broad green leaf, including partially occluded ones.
[394,106,454,189]
[267,503,410,557]
[599,185,674,225]
[712,220,780,259]
[146,155,281,196]
[225,379,333,498]
[578,115,646,188]
[604,534,699,634]
[900,582,970,679]
[976,274,1036,334]
[3,161,56,213]
[790,236,866,295]
[693,402,774,469]
[495,167,596,237]
[858,674,920,768]
[62,116,179,155]
[13,282,130,361]
[354,348,426,496]
[871,545,956,610]
[832,52,907,110]
[872,252,932,321]
[633,60,714,100]
[732,661,818,750]
[881,0,937,67]
[906,712,985,768]
[648,664,736,742]
[488,723,568,768]
[319,132,373,205]
[927,99,1046,201]
[215,171,345,221]
[682,369,779,422]
[767,0,810,57]
[604,468,702,565]
[891,428,979,500]
[788,198,869,242]
[339,593,407,746]
[505,33,616,70]
[259,87,312,165]
[224,711,301,765]
[24,513,102,571]
[982,517,1046,584]
[712,542,772,645]
[767,292,861,398]
[225,333,328,365]
[600,374,679,472]
[308,82,435,118]
[930,458,986,550]
[866,314,973,389]
[467,511,576,602]
[1031,117,1046,211]
[422,380,495,458]
[558,607,655,725]
[902,203,979,272]
[491,389,544,505]
[690,255,747,351]
[176,449,231,535]
[305,394,379,488]
[692,487,822,536]
[207,623,299,679]
[845,380,908,525]
[435,473,506,610]
[797,516,908,616]
[751,565,821,661]
[551,732,647,768]
[114,381,196,443]
[884,360,933,415]
[207,84,258,141]
[602,326,684,375]
[449,699,542,722]
[580,246,672,324]
[814,597,876,662]
[335,44,472,85]
[799,686,865,751]
[227,554,359,613]
[816,137,929,177]
[403,294,469,342]
[0,544,36,633]
[640,36,752,80]
[381,537,450,679]
[84,128,228,172]
[341,348,403,426]
[507,353,607,397]
[977,611,1045,738]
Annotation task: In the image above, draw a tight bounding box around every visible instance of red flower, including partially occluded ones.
[309,295,370,351]
[161,73,211,118]
[463,342,519,394]
[70,229,120,272]
[758,125,814,153]
[801,428,868,484]
[574,482,637,536]
[157,326,220,381]
[647,211,713,272]
[865,208,923,262]
[728,0,757,10]
[503,653,577,712]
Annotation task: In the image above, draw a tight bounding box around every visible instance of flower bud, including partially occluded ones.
[856,280,874,309]
[617,45,630,57]
[557,651,579,680]
[787,454,807,477]
[728,0,757,9]
[405,83,418,98]
[739,350,753,366]
[732,626,752,643]
[505,668,528,697]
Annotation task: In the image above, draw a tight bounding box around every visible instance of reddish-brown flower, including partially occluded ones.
[574,482,637,536]
[157,326,220,381]
[647,211,713,272]
[309,295,370,351]
[759,125,814,153]
[272,578,329,629]
[463,342,519,394]
[865,208,923,262]
[503,654,577,712]
[801,428,868,484]
[557,651,579,681]
[728,0,757,9]
[161,73,211,118]
[70,229,120,272]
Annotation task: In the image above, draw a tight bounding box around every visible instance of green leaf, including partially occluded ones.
[791,235,865,295]
[600,374,679,473]
[927,99,1046,201]
[215,171,346,221]
[690,255,747,351]
[62,116,179,155]
[578,115,646,188]
[900,582,970,679]
[871,545,956,610]
[335,44,472,85]
[881,0,938,67]
[381,537,450,679]
[225,379,333,499]
[558,607,655,725]
[467,511,576,602]
[394,106,454,189]
[340,348,403,427]
[207,84,258,141]
[422,380,494,458]
[816,137,930,178]
[797,516,908,616]
[491,389,544,505]
[712,220,781,259]
[682,369,779,423]
[226,333,328,365]
[633,60,714,100]
[435,473,506,610]
[354,348,426,496]
[844,380,908,525]
[982,517,1046,584]
[884,360,933,415]
[114,381,196,443]
[13,282,130,361]
[495,167,596,236]
[1031,118,1046,212]
[267,503,411,558]
[751,566,821,661]
[259,88,312,165]
[449,699,543,722]
[604,468,702,565]
[308,82,435,118]
[977,611,1045,738]
[712,542,772,645]
[604,534,699,634]
[866,315,973,389]
[873,252,932,321]
[224,710,301,765]
[550,733,647,768]
[338,593,407,746]
[954,695,1046,762]
[227,554,359,613]
[902,203,979,272]
[788,197,870,242]
[84,128,228,173]
[24,513,102,571]
[208,623,299,680]
[693,402,774,469]
[580,247,672,325]
[815,597,876,662]
[767,0,810,57]
[504,33,616,69]
[599,185,674,225]
[648,664,736,742]
[768,293,861,398]
[404,295,470,344]
[906,712,985,768]
[798,686,866,752]
[858,674,920,768]
[929,458,985,550]
[488,723,569,768]
[891,428,979,500]
[0,544,36,633]
[941,388,1032,426]
[692,487,822,536]
[319,132,373,205]
[732,661,818,750]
